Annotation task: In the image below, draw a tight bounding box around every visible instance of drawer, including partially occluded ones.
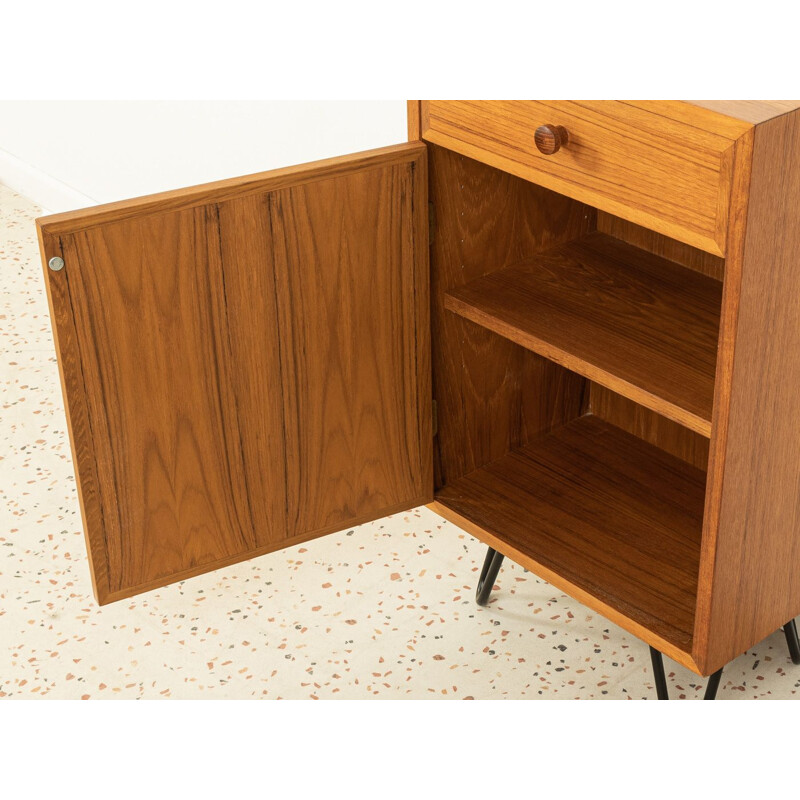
[421,100,747,256]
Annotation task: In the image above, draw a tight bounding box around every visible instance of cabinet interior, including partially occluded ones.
[427,143,725,660]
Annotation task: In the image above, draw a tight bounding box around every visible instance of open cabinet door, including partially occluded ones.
[37,143,432,605]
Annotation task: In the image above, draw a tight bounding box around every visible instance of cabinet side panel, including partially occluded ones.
[428,144,594,487]
[696,112,800,672]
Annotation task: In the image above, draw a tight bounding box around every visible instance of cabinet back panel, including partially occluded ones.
[596,212,725,281]
[588,384,710,470]
[428,144,594,487]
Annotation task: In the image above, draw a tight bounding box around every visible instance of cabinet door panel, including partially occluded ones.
[37,143,432,604]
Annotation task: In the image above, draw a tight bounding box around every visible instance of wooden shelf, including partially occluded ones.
[432,415,706,666]
[444,232,722,437]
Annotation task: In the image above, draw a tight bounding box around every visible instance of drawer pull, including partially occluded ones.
[534,124,569,155]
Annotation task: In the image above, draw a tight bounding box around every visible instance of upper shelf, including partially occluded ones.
[444,232,722,436]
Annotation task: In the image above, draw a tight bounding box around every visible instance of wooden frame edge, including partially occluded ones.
[36,142,427,237]
[407,100,422,141]
[692,126,755,674]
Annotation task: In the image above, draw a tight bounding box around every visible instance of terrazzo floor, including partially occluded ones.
[1,182,798,701]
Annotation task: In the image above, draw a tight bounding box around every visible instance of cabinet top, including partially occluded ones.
[685,100,800,125]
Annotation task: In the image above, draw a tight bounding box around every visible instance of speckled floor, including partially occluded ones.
[1,183,799,700]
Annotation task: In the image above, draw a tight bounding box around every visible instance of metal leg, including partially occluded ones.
[649,646,670,700]
[784,619,800,665]
[650,646,724,700]
[704,668,724,700]
[475,547,505,606]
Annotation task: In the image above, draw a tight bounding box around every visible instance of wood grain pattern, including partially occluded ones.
[444,232,722,436]
[694,109,800,673]
[427,144,594,488]
[433,415,706,670]
[588,385,709,471]
[620,101,753,139]
[37,144,432,604]
[596,211,725,281]
[422,100,742,255]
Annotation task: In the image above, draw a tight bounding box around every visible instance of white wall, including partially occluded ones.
[0,101,408,212]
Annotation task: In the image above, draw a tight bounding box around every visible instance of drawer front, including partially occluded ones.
[422,101,743,256]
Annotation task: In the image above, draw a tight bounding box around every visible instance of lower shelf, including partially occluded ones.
[432,415,706,666]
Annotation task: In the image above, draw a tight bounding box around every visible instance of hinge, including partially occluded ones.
[428,201,435,246]
[432,399,438,437]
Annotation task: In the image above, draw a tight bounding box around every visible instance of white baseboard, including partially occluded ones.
[0,147,97,213]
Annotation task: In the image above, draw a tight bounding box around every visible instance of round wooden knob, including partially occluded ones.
[534,124,569,155]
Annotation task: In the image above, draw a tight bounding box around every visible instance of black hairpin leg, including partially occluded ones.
[783,619,800,665]
[649,646,724,700]
[475,546,505,606]
[649,646,669,700]
[703,668,724,700]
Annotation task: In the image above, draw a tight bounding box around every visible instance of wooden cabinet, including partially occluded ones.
[36,100,800,677]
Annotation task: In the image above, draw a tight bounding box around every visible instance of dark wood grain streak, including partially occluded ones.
[57,209,260,593]
[695,110,800,673]
[427,144,593,488]
[445,232,722,436]
[268,165,431,535]
[37,145,432,603]
[433,415,706,669]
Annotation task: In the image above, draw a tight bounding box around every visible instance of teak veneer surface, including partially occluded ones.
[687,100,800,125]
[37,143,432,604]
[422,100,741,255]
[433,415,706,666]
[444,232,722,437]
[427,144,593,488]
[695,108,800,672]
